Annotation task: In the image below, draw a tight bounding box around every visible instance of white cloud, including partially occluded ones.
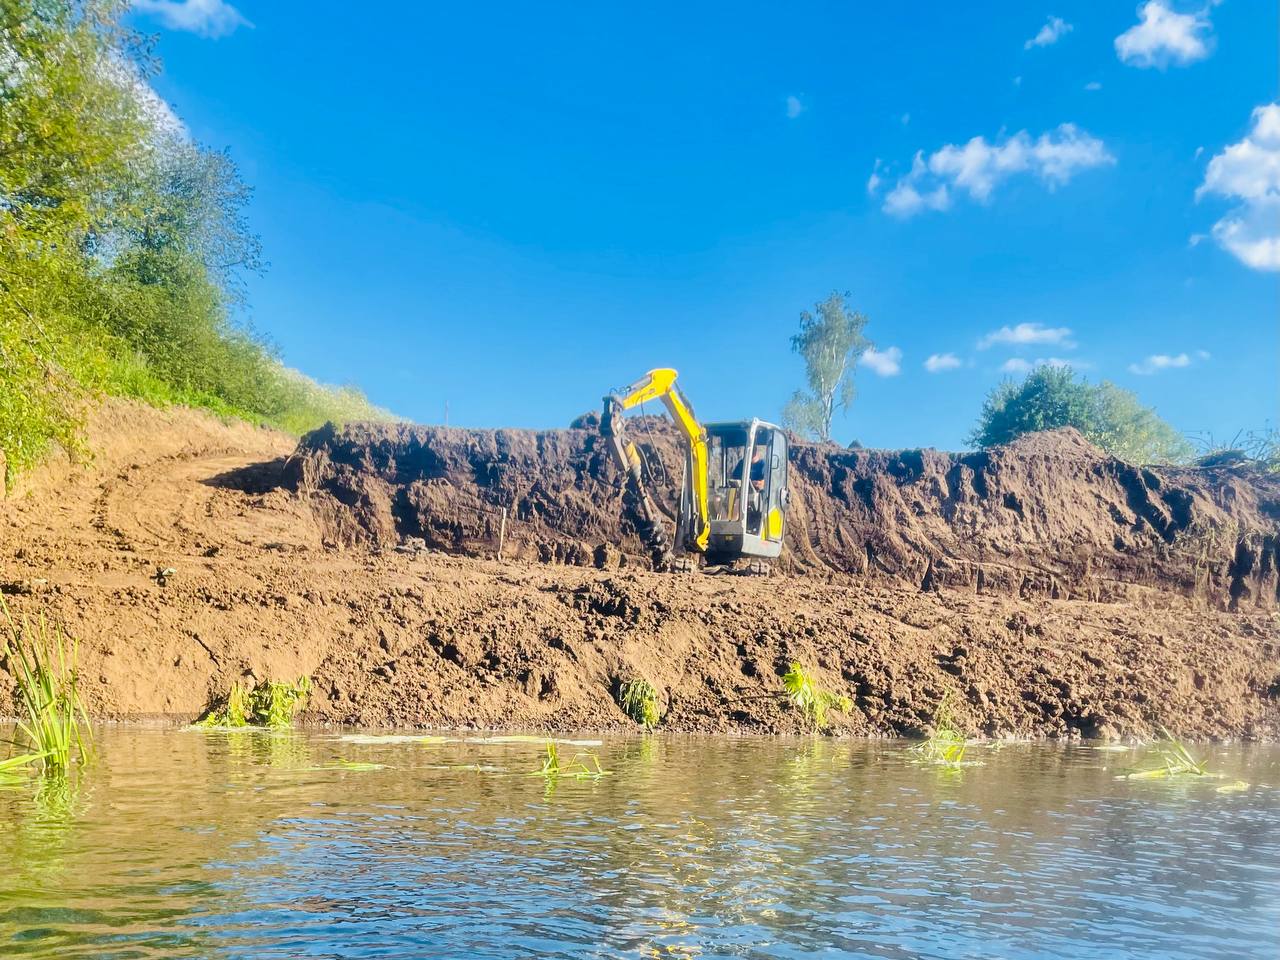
[1208,198,1280,270]
[1084,81,1103,91]
[785,95,804,119]
[1115,1,1213,69]
[866,172,881,195]
[1128,352,1199,374]
[881,124,1113,218]
[924,353,962,373]
[860,346,903,377]
[133,0,250,38]
[901,112,911,126]
[883,179,951,217]
[1001,357,1074,374]
[1026,16,1073,49]
[978,322,1075,350]
[1198,104,1280,200]
[1197,103,1280,271]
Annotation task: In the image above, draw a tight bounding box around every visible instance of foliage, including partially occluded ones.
[320,759,385,771]
[1191,426,1280,472]
[1116,726,1212,780]
[968,366,1192,464]
[618,677,660,730]
[0,599,92,775]
[909,695,980,769]
[781,662,851,732]
[532,740,609,780]
[195,677,311,729]
[0,0,393,486]
[782,291,872,441]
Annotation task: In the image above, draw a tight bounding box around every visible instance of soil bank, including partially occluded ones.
[1,401,1277,740]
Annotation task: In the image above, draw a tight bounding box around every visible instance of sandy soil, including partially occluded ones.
[1,401,1277,740]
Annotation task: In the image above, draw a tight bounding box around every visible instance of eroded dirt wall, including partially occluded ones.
[287,422,1280,610]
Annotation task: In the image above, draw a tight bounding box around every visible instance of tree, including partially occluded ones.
[782,291,871,441]
[968,365,1192,464]
[0,0,389,486]
[0,0,150,478]
[106,140,263,302]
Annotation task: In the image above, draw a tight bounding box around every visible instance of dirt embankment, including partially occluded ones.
[1,401,1277,741]
[288,420,1280,610]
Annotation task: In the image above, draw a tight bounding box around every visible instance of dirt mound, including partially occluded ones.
[1,399,1276,741]
[288,422,1280,610]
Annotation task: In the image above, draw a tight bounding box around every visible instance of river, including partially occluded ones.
[1,728,1277,958]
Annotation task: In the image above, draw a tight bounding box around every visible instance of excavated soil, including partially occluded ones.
[1,401,1277,740]
[290,419,1280,610]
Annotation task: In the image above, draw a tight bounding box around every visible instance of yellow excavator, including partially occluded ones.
[600,368,789,571]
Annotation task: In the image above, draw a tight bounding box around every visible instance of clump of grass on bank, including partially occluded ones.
[617,677,661,730]
[910,695,980,769]
[782,663,851,732]
[0,600,92,776]
[195,677,312,729]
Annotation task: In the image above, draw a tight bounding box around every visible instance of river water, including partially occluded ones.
[0,728,1277,959]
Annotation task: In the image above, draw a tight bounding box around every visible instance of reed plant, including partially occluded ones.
[533,740,609,780]
[910,694,979,768]
[618,678,661,730]
[782,662,851,732]
[0,600,92,775]
[196,677,311,729]
[1117,726,1212,780]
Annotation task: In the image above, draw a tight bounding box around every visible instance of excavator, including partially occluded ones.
[600,368,789,571]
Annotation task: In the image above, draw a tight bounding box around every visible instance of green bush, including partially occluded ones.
[969,366,1191,464]
[0,1,394,486]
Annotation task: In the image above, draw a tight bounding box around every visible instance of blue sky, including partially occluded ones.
[131,0,1277,450]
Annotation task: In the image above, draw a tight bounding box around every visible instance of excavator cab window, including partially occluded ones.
[746,429,771,535]
[706,430,748,523]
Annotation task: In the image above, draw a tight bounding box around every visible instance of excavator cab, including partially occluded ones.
[694,420,788,565]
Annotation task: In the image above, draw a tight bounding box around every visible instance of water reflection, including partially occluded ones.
[0,729,1276,959]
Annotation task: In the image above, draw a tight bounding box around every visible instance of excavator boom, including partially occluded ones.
[601,369,710,568]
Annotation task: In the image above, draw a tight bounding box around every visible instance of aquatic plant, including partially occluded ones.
[321,759,385,771]
[1116,726,1212,780]
[910,695,979,769]
[196,677,311,729]
[782,662,852,732]
[618,677,661,730]
[0,752,49,776]
[0,600,92,775]
[533,740,609,780]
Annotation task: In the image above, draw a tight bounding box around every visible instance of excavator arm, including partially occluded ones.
[600,368,710,569]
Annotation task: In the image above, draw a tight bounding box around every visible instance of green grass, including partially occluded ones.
[782,662,852,732]
[195,677,312,729]
[0,600,92,775]
[532,741,610,780]
[618,678,661,730]
[910,694,980,769]
[1116,726,1216,780]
